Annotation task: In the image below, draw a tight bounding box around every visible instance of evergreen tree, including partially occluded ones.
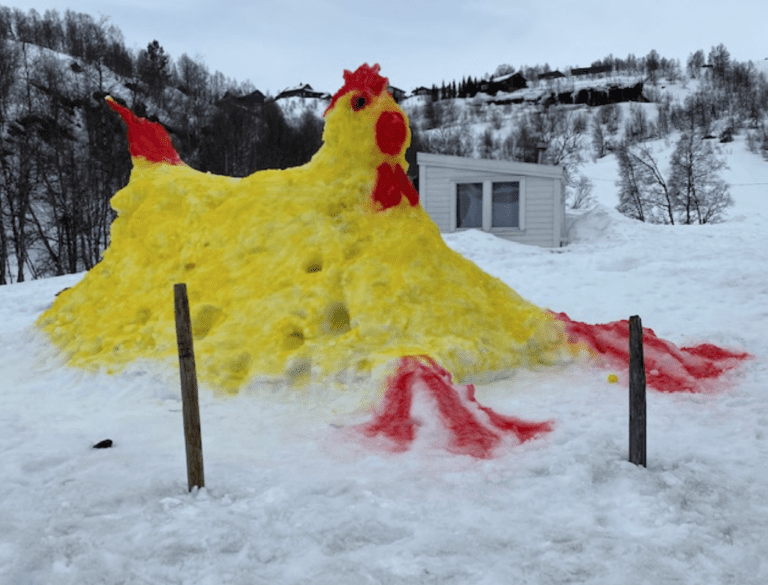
[138,40,170,102]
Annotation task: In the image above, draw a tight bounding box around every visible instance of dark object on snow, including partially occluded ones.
[55,287,70,296]
[93,439,113,449]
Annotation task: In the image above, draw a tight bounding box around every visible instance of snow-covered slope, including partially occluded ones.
[2,181,767,583]
[3,50,768,584]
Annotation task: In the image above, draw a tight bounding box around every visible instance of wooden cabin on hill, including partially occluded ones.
[479,72,527,96]
[275,84,329,100]
[388,85,406,102]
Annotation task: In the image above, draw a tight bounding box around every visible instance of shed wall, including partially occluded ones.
[419,159,562,248]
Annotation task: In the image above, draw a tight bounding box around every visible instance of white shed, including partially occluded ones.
[416,152,566,248]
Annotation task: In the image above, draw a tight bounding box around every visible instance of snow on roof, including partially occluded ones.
[492,72,520,82]
[280,83,314,93]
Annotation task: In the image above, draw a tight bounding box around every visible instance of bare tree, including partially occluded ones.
[539,109,585,187]
[615,140,679,223]
[669,132,732,224]
[622,142,676,224]
[568,174,596,209]
[645,49,660,85]
[656,94,673,137]
[591,114,606,159]
[686,50,705,79]
[600,103,621,136]
[625,103,653,143]
[615,142,649,222]
[478,127,496,159]
[708,44,731,88]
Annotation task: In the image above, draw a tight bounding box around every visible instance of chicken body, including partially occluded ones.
[37,64,570,394]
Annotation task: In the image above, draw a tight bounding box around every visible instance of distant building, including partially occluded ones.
[494,72,527,92]
[388,85,406,102]
[570,64,613,77]
[218,89,266,107]
[538,70,565,80]
[412,86,431,97]
[480,72,527,96]
[275,83,328,100]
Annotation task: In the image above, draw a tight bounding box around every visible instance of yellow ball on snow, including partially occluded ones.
[607,373,619,384]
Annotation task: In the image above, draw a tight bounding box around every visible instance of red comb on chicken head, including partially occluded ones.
[325,63,389,115]
[326,63,419,210]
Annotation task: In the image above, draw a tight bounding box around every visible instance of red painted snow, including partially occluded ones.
[106,97,183,165]
[372,163,419,210]
[376,111,407,155]
[551,311,751,393]
[361,355,553,458]
[357,317,750,458]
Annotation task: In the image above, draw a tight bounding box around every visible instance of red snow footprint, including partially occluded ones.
[357,355,553,459]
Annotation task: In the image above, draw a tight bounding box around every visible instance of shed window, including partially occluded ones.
[456,183,483,228]
[453,177,525,232]
[492,181,520,227]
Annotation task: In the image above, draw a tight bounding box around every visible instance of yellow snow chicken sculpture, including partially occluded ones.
[37,64,570,393]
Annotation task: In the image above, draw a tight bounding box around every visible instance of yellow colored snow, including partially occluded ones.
[37,90,571,394]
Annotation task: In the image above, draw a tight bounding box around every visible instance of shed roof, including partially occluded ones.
[416,152,564,179]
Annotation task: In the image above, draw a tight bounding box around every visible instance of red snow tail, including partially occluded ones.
[106,96,183,165]
[551,311,751,393]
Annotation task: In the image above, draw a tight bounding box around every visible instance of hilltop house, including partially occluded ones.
[275,83,329,100]
[539,70,565,81]
[217,89,266,107]
[417,152,566,248]
[388,85,406,102]
[570,64,613,77]
[479,72,527,96]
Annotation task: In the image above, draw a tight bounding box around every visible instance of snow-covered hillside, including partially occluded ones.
[2,165,767,583]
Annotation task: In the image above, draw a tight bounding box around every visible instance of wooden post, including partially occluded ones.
[629,315,647,467]
[174,283,205,491]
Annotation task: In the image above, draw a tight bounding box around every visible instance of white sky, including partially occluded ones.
[6,0,768,95]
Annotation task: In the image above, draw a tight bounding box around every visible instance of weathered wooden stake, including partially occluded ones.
[174,283,205,491]
[629,315,647,467]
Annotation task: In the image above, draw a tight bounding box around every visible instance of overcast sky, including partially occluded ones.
[6,0,768,96]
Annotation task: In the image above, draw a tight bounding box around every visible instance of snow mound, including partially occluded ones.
[566,204,645,245]
[442,228,544,259]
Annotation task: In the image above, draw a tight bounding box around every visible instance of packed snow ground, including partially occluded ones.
[2,139,768,584]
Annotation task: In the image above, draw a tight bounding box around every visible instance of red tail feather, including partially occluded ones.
[106,97,183,165]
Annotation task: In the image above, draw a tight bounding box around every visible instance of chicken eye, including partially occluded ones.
[351,95,367,111]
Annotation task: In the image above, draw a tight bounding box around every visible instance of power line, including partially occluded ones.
[587,177,768,186]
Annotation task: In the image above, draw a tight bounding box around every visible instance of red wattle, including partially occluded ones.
[395,163,419,206]
[372,163,419,210]
[106,97,183,165]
